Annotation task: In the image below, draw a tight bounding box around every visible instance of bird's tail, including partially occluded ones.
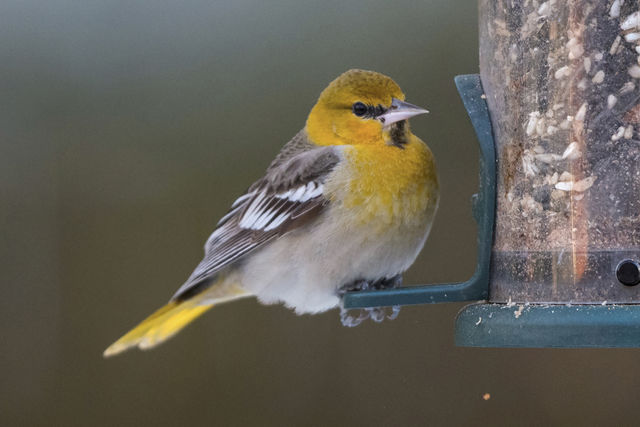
[103,283,249,357]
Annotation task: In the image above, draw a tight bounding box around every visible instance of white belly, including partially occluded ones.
[236,201,435,314]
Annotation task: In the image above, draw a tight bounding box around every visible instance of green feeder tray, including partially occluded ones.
[456,303,640,348]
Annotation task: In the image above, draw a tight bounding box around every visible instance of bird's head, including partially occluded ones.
[306,69,428,147]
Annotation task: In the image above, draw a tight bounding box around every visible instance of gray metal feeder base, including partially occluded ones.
[456,303,640,348]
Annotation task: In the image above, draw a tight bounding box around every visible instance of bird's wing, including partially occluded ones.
[171,144,342,301]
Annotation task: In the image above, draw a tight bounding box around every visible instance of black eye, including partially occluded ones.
[352,102,368,117]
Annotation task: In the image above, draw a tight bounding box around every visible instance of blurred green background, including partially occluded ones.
[2,1,639,426]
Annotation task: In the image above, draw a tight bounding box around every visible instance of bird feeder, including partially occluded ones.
[343,0,640,347]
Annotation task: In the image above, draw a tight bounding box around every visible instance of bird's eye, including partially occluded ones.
[352,102,368,117]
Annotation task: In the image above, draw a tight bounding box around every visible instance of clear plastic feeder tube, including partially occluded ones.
[480,0,640,302]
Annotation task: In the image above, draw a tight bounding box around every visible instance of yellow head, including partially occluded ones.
[306,69,428,146]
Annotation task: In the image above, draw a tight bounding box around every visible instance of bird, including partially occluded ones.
[104,69,439,357]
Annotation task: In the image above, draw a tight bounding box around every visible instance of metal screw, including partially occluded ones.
[616,260,640,286]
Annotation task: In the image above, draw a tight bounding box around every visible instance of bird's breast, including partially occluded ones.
[326,136,439,232]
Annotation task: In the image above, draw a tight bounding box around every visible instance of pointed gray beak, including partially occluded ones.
[380,98,429,126]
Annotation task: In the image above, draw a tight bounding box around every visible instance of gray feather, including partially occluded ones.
[171,129,341,301]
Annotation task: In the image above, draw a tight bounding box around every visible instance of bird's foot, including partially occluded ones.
[336,279,371,296]
[339,305,401,327]
[371,274,403,290]
[337,275,402,327]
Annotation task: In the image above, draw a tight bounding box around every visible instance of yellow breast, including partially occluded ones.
[328,135,439,230]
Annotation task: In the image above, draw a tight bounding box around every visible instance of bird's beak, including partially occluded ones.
[380,98,429,126]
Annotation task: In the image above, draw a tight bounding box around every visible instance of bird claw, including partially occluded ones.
[337,275,403,326]
[387,305,401,320]
[339,305,402,327]
[336,279,370,296]
[340,307,369,327]
[369,307,385,323]
[371,274,403,290]
[337,274,402,295]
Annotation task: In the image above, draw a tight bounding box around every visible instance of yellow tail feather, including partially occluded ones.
[103,300,212,357]
[103,283,249,357]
